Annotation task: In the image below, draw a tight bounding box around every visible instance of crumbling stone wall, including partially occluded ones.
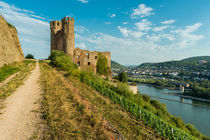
[73,48,111,74]
[50,17,111,77]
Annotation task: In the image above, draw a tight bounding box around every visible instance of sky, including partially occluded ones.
[0,0,210,65]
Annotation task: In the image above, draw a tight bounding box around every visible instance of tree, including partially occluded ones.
[118,71,128,83]
[25,54,34,59]
[96,53,110,76]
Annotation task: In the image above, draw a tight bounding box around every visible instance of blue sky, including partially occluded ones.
[0,0,210,65]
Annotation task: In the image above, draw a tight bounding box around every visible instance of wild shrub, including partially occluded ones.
[96,53,110,76]
[150,100,162,109]
[142,94,150,102]
[49,50,78,75]
[118,71,128,83]
[25,54,34,59]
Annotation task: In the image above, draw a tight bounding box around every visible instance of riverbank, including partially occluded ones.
[139,83,210,104]
[137,84,210,137]
[164,92,210,103]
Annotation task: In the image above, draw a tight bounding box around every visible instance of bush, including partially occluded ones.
[25,54,34,59]
[115,82,133,98]
[118,71,128,83]
[143,104,156,113]
[96,53,110,76]
[142,94,150,102]
[49,50,77,73]
[7,22,15,28]
[150,100,162,109]
[130,82,137,86]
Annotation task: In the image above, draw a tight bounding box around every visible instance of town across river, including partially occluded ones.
[137,84,210,137]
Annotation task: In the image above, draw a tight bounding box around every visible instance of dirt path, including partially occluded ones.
[0,62,41,140]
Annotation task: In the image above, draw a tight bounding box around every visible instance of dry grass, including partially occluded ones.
[40,63,114,140]
[0,61,36,102]
[65,76,165,140]
[40,62,165,140]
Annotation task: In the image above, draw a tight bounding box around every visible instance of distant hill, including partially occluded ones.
[137,56,210,69]
[111,60,128,71]
[182,56,210,61]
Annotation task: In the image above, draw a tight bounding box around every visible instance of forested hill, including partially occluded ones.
[182,56,210,61]
[137,56,210,69]
[111,60,128,70]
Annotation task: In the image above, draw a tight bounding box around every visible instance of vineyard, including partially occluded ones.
[81,77,197,140]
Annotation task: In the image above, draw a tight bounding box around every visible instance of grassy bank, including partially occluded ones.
[39,62,164,139]
[46,50,209,139]
[0,60,31,83]
[0,61,36,102]
[39,63,111,139]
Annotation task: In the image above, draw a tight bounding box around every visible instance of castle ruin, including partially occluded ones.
[50,17,111,77]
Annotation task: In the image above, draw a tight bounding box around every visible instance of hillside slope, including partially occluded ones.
[0,16,24,67]
[137,56,210,69]
[111,60,128,70]
[182,56,210,61]
[39,62,164,139]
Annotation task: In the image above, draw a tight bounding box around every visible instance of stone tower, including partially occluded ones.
[50,17,112,78]
[50,17,75,56]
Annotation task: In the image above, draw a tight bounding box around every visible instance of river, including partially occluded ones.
[137,84,210,137]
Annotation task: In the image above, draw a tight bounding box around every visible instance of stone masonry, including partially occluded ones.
[50,17,111,77]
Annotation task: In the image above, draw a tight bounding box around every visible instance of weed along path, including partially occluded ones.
[0,62,41,140]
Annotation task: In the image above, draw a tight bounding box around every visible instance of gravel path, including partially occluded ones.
[0,62,41,140]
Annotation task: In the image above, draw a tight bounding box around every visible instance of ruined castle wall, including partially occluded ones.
[73,48,111,74]
[0,16,24,67]
[50,17,111,78]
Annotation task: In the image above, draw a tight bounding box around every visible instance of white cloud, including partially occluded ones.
[172,23,204,48]
[117,26,130,37]
[153,26,168,32]
[110,14,116,18]
[161,20,175,24]
[105,22,111,25]
[0,1,50,59]
[130,31,145,38]
[118,26,145,38]
[146,35,161,42]
[77,0,88,3]
[135,19,152,31]
[75,26,88,33]
[131,4,154,18]
[76,43,87,49]
[123,22,128,25]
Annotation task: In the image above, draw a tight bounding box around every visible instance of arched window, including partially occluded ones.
[88,62,91,66]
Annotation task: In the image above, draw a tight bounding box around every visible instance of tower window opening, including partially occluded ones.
[57,22,59,26]
[53,22,55,26]
[88,62,91,66]
[95,56,97,59]
[77,62,80,66]
[86,53,89,59]
[76,55,79,58]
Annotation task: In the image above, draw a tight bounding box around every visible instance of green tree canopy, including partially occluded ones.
[25,54,34,59]
[118,71,128,83]
[96,53,110,76]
